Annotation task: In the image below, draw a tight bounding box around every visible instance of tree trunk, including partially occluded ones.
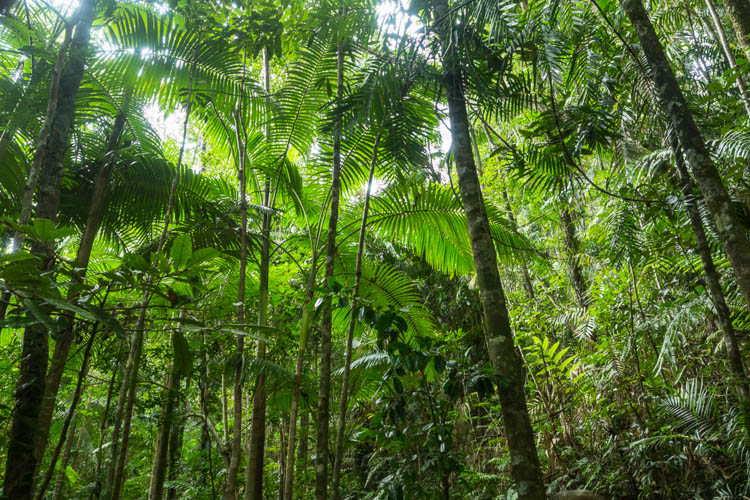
[35,329,96,500]
[245,48,273,500]
[166,377,190,500]
[331,132,382,500]
[435,2,547,493]
[227,75,250,500]
[8,22,72,256]
[35,88,132,475]
[671,139,750,437]
[282,300,313,500]
[297,408,309,476]
[1,2,95,498]
[148,360,182,500]
[501,188,535,301]
[93,343,122,500]
[315,40,345,500]
[109,53,195,500]
[704,0,750,118]
[559,205,589,309]
[724,0,750,57]
[619,0,750,312]
[278,416,287,500]
[50,419,75,500]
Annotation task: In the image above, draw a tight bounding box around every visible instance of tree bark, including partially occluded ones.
[331,132,382,500]
[444,70,547,500]
[148,360,182,500]
[501,188,535,301]
[282,299,313,500]
[50,418,75,500]
[227,75,250,500]
[166,377,190,500]
[671,139,750,437]
[108,52,195,500]
[34,88,132,475]
[93,343,122,499]
[559,205,589,309]
[297,408,309,475]
[619,0,750,312]
[35,329,96,500]
[724,0,750,57]
[434,2,547,494]
[704,0,750,118]
[1,2,95,498]
[245,48,273,500]
[315,40,345,500]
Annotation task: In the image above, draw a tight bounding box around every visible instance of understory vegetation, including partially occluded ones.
[2,0,750,498]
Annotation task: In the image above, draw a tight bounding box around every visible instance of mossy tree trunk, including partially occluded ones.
[1,1,95,497]
[619,0,750,311]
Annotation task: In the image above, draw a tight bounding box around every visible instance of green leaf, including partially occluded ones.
[219,327,270,342]
[42,297,97,322]
[32,219,56,241]
[0,252,35,263]
[24,299,58,332]
[31,219,76,241]
[188,247,219,267]
[171,234,192,270]
[65,465,80,485]
[172,330,193,378]
[81,304,126,339]
[122,253,151,272]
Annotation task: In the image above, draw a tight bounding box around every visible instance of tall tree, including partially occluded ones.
[245,47,272,500]
[34,88,132,477]
[430,1,547,498]
[724,0,750,57]
[1,0,96,497]
[315,39,345,500]
[619,0,750,312]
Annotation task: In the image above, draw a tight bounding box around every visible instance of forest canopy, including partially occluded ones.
[1,0,750,499]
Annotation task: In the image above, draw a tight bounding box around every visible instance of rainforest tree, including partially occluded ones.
[2,0,750,499]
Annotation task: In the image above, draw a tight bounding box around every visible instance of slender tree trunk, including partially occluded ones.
[109,54,195,500]
[298,408,309,475]
[434,2,546,493]
[227,80,250,500]
[278,416,287,500]
[166,377,190,500]
[501,188,535,300]
[724,0,750,57]
[315,40,345,500]
[444,71,547,500]
[93,344,122,500]
[35,329,96,500]
[559,205,589,309]
[50,418,76,500]
[35,88,132,473]
[8,22,72,256]
[619,0,750,311]
[331,132,382,500]
[148,360,181,500]
[245,238,268,500]
[282,298,314,500]
[704,0,750,117]
[671,139,750,436]
[1,2,95,498]
[245,49,272,500]
[481,121,535,302]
